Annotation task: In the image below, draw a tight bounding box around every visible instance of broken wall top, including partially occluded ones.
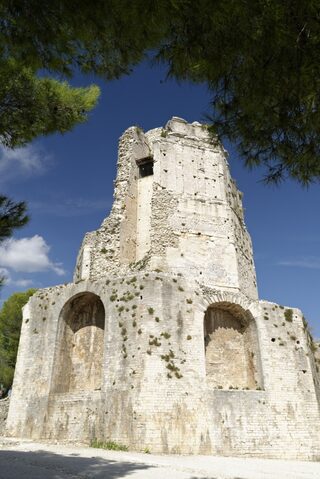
[74,117,258,300]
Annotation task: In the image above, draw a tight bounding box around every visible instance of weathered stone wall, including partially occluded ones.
[204,305,261,390]
[6,118,320,460]
[74,118,257,300]
[0,398,9,432]
[6,275,320,459]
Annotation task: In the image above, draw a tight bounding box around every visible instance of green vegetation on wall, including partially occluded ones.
[0,289,36,389]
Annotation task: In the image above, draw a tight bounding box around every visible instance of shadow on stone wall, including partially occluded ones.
[0,398,9,432]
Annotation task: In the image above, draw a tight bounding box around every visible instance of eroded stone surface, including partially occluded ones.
[6,118,320,460]
[0,399,9,431]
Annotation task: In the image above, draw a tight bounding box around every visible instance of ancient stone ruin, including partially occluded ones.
[6,117,320,459]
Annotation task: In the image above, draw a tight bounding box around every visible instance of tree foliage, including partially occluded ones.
[0,195,29,286]
[1,1,320,182]
[0,60,100,148]
[0,289,36,388]
[158,0,320,184]
[0,196,28,243]
[0,1,101,147]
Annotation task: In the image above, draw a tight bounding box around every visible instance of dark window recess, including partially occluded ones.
[137,157,154,177]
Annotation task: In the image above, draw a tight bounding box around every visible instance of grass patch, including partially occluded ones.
[90,439,128,451]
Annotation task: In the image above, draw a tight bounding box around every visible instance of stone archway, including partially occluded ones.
[204,302,262,390]
[52,292,105,393]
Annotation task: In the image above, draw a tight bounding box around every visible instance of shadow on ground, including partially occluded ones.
[0,449,153,479]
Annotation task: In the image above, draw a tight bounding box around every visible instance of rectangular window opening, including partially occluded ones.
[137,157,154,178]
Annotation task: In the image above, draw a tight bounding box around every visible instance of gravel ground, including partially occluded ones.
[0,437,319,479]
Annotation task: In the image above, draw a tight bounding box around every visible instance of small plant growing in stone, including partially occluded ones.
[178,286,184,292]
[155,317,160,322]
[310,340,318,353]
[148,307,154,315]
[186,298,193,304]
[110,294,117,302]
[100,247,107,254]
[187,335,192,340]
[161,354,170,362]
[149,337,161,347]
[284,308,293,322]
[160,129,167,138]
[161,332,171,339]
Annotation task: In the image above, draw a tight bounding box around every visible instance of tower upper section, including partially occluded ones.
[74,117,258,300]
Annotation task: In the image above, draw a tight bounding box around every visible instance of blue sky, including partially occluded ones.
[0,62,319,337]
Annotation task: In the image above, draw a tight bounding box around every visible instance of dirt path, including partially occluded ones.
[0,437,320,479]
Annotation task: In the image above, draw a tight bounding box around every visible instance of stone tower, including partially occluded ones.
[74,117,257,300]
[6,118,320,459]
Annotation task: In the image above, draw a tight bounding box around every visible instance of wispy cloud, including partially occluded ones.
[12,279,35,288]
[0,267,10,280]
[0,144,52,184]
[30,197,110,217]
[278,258,320,270]
[0,235,65,275]
[0,267,34,288]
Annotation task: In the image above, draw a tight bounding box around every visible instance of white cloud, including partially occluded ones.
[0,144,52,184]
[0,267,34,288]
[0,235,65,275]
[13,279,34,288]
[278,258,320,270]
[30,197,110,217]
[0,267,10,281]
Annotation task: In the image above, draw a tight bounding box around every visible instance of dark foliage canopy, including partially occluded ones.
[0,196,28,243]
[1,1,320,181]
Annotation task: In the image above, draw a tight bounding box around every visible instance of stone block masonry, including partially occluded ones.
[6,118,320,459]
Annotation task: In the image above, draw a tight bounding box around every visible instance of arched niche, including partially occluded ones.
[52,292,105,393]
[204,302,262,390]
